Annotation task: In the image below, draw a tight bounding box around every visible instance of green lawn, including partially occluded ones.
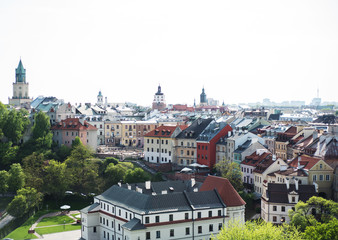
[37,215,74,227]
[5,210,55,240]
[71,213,81,220]
[35,224,81,235]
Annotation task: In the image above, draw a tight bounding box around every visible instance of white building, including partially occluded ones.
[81,176,245,240]
[261,179,317,224]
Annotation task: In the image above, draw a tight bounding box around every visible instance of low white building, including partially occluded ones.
[81,176,245,240]
[261,179,317,224]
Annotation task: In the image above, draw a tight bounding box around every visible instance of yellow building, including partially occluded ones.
[121,121,137,147]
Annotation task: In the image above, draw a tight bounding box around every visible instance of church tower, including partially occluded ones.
[9,59,32,106]
[97,91,103,106]
[200,87,207,106]
[152,85,166,111]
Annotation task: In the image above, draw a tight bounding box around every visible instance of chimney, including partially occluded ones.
[161,190,167,194]
[297,154,301,169]
[136,186,143,193]
[285,177,290,189]
[118,182,122,187]
[272,155,276,161]
[228,131,231,137]
[145,181,151,190]
[191,178,196,187]
[127,184,131,190]
[294,178,299,191]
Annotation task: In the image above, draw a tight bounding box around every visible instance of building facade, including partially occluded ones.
[152,85,166,111]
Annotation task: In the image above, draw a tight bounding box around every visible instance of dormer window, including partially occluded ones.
[292,197,295,202]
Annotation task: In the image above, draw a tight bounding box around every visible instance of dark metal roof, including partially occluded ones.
[266,183,317,203]
[176,118,214,139]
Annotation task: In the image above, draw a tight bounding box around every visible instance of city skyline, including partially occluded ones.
[1,1,338,106]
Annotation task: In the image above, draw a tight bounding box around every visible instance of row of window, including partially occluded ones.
[147,139,169,144]
[198,145,208,150]
[147,156,171,162]
[147,148,172,155]
[100,202,133,221]
[146,223,222,239]
[197,154,208,159]
[313,174,330,181]
[180,141,195,147]
[180,150,194,156]
[241,167,253,174]
[144,210,222,224]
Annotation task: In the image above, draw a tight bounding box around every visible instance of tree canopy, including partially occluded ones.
[214,160,243,191]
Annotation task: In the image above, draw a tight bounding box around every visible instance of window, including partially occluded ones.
[100,217,102,223]
[313,175,317,181]
[218,223,222,230]
[209,224,213,232]
[156,231,160,239]
[319,175,324,181]
[206,146,208,150]
[292,197,295,202]
[197,212,201,218]
[118,223,120,231]
[146,232,150,240]
[326,175,330,181]
[218,210,222,216]
[119,209,121,216]
[93,226,96,232]
[198,226,202,234]
[161,140,164,144]
[320,164,323,169]
[273,216,277,222]
[186,227,190,235]
[281,206,285,212]
[147,139,149,143]
[155,216,160,223]
[145,217,149,223]
[273,206,277,211]
[169,214,173,221]
[104,231,106,238]
[185,213,189,219]
[170,229,174,237]
[181,141,183,146]
[208,211,212,217]
[112,221,114,228]
[125,212,128,219]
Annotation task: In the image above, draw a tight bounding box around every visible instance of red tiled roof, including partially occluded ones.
[144,126,179,138]
[51,118,97,131]
[288,154,321,170]
[200,176,246,207]
[241,152,272,167]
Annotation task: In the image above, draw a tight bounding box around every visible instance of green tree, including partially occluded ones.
[22,153,45,192]
[31,111,53,150]
[8,163,25,192]
[103,162,134,188]
[65,144,98,193]
[54,144,71,162]
[214,160,243,191]
[289,196,338,231]
[6,187,42,217]
[43,160,68,202]
[0,141,19,168]
[6,194,27,217]
[71,136,82,149]
[302,218,338,240]
[214,220,302,240]
[2,109,30,144]
[0,170,9,194]
[17,187,43,211]
[124,168,150,184]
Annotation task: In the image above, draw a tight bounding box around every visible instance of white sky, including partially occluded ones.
[1,0,337,107]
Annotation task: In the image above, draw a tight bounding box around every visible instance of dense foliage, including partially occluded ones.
[0,105,153,214]
[214,160,243,191]
[214,220,302,240]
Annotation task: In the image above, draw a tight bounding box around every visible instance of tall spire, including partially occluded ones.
[15,59,26,83]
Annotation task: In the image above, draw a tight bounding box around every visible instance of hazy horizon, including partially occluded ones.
[1,0,337,106]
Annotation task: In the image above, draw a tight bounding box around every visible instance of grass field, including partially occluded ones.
[71,213,81,220]
[37,215,74,227]
[35,224,81,235]
[5,210,55,240]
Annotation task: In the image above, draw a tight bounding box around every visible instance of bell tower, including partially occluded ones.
[9,59,32,106]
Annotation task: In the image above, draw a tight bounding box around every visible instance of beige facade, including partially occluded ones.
[121,121,137,147]
[216,143,227,163]
[275,141,288,160]
[104,121,122,146]
[175,139,197,166]
[308,160,334,198]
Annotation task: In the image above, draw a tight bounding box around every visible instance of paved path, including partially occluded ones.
[30,210,80,239]
[40,229,81,240]
[0,213,14,229]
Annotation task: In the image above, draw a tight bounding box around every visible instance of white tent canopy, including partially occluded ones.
[60,205,71,210]
[180,167,193,172]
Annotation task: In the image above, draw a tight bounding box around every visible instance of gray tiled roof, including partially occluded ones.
[81,202,100,214]
[96,181,224,214]
[122,218,146,231]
